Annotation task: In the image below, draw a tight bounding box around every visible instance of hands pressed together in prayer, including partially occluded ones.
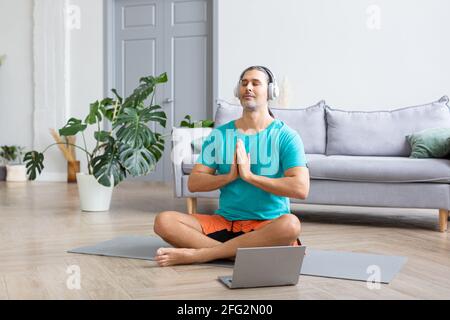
[227,139,254,182]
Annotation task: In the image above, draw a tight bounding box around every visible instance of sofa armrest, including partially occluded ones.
[171,127,213,198]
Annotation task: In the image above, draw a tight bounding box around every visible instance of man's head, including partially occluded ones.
[235,66,279,112]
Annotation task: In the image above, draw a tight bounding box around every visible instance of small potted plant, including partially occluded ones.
[179,115,214,129]
[0,145,27,182]
[24,73,168,211]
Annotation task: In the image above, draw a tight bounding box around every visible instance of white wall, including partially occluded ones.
[2,0,450,179]
[217,0,450,110]
[0,0,104,179]
[0,0,34,149]
[68,0,104,175]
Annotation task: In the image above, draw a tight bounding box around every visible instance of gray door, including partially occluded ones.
[113,0,212,183]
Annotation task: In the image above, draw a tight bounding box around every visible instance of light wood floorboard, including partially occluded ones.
[0,181,449,299]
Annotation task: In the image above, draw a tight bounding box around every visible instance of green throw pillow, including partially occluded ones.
[407,127,450,158]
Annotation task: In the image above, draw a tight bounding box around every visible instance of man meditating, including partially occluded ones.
[154,66,310,267]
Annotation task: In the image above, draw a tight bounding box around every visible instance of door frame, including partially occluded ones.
[103,0,219,119]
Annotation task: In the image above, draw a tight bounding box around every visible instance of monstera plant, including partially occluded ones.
[24,73,168,188]
[179,115,214,128]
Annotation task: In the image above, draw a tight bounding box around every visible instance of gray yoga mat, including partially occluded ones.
[68,236,407,284]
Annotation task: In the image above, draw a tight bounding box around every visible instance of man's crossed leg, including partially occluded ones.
[153,211,301,267]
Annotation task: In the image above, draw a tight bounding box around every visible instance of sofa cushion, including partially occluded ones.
[182,154,326,175]
[271,102,326,155]
[183,153,450,182]
[214,100,242,128]
[308,155,450,183]
[215,99,327,154]
[326,96,450,156]
[407,127,450,158]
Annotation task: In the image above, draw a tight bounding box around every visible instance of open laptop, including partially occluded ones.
[218,246,306,289]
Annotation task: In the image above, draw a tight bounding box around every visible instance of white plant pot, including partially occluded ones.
[76,173,113,212]
[6,164,28,182]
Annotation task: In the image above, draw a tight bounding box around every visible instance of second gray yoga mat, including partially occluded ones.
[68,236,407,283]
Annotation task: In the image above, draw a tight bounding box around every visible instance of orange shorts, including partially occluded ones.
[192,214,301,246]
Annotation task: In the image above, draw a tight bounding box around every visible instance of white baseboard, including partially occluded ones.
[36,172,66,182]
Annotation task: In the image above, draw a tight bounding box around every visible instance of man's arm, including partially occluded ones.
[236,139,310,199]
[245,167,310,199]
[188,151,239,193]
[187,165,230,193]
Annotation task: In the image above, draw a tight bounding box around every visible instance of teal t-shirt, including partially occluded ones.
[195,119,307,221]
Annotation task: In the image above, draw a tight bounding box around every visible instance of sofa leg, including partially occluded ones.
[439,209,448,232]
[187,197,197,214]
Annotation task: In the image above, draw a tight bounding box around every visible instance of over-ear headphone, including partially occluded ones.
[234,66,280,101]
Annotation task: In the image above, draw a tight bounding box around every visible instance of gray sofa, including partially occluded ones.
[172,96,450,232]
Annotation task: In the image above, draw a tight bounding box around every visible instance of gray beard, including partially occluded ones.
[242,101,258,111]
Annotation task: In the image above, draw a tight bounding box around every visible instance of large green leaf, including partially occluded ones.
[139,106,167,128]
[94,130,110,142]
[114,108,156,148]
[98,97,115,122]
[91,137,126,187]
[85,101,102,125]
[147,133,165,162]
[23,151,44,180]
[119,144,156,177]
[115,125,155,149]
[141,72,168,85]
[122,72,168,109]
[59,118,87,136]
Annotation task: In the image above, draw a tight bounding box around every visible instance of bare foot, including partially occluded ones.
[154,247,203,267]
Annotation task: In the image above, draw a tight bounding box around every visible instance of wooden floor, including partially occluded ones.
[0,181,449,300]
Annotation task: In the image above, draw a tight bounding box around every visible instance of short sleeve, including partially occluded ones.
[194,130,221,171]
[280,130,308,172]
